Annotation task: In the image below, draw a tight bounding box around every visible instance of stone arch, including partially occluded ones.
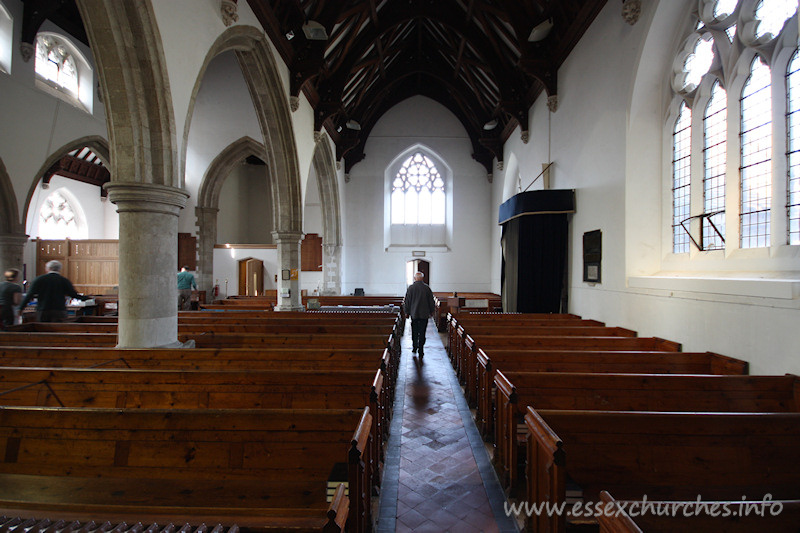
[182,25,302,235]
[310,134,342,294]
[75,0,188,347]
[195,136,268,294]
[75,0,178,189]
[0,157,27,276]
[0,158,21,235]
[22,136,110,233]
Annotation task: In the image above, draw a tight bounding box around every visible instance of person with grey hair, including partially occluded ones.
[403,271,436,358]
[19,260,88,322]
[0,268,22,328]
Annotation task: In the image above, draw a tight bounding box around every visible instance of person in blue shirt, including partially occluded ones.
[177,265,197,310]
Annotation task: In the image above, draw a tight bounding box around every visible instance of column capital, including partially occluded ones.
[271,230,304,243]
[195,205,220,216]
[106,183,189,216]
[0,233,30,247]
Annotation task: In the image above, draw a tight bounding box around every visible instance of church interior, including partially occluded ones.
[0,0,799,531]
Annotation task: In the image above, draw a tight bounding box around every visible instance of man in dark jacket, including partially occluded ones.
[404,271,436,358]
[19,260,88,322]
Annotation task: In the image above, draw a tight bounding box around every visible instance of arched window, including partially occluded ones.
[33,32,93,113]
[35,34,78,95]
[391,152,445,225]
[740,57,772,248]
[788,50,800,245]
[672,102,692,253]
[0,1,12,74]
[703,81,727,250]
[39,189,84,240]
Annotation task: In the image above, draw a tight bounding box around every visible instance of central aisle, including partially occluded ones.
[377,320,519,532]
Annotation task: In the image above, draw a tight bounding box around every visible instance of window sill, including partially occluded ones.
[627,275,800,300]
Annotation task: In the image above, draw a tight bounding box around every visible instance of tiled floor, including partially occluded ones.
[377,320,518,532]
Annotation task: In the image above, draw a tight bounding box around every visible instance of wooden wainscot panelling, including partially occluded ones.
[35,239,119,295]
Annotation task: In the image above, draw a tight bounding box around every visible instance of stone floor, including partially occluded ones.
[376,320,519,532]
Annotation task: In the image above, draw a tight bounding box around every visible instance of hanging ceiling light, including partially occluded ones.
[528,18,554,42]
[302,20,328,40]
[483,119,498,130]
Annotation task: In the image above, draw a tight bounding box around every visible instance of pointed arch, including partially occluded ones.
[198,136,267,209]
[0,158,21,234]
[75,0,177,188]
[22,136,110,233]
[182,25,302,234]
[310,134,342,294]
[310,135,342,248]
[195,136,269,295]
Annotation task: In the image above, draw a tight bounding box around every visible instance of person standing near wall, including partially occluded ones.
[177,265,197,311]
[404,271,436,358]
[0,269,22,328]
[19,260,88,322]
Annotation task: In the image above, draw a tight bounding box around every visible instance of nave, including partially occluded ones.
[376,320,517,533]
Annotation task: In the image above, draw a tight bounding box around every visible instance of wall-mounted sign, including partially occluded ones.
[412,250,426,257]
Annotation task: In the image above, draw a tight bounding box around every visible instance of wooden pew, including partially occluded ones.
[495,372,799,496]
[0,367,388,490]
[0,406,373,533]
[476,349,749,439]
[0,346,398,417]
[434,293,502,330]
[446,313,587,356]
[0,332,399,358]
[15,322,397,336]
[523,408,800,532]
[453,325,638,385]
[458,334,682,407]
[597,491,800,533]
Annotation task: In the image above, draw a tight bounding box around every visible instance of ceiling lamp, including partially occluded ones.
[302,20,328,40]
[528,18,554,42]
[483,119,498,131]
[345,120,361,131]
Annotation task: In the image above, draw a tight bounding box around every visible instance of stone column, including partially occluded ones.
[272,230,304,311]
[0,233,29,278]
[322,243,342,295]
[195,206,219,301]
[106,183,189,348]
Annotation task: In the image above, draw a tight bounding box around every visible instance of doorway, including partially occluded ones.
[406,259,430,286]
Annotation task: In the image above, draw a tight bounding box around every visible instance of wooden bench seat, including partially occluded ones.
[456,334,682,406]
[475,349,748,440]
[452,325,638,381]
[597,491,800,533]
[524,408,800,532]
[495,372,799,495]
[15,322,397,336]
[0,406,373,532]
[0,367,388,490]
[446,317,604,358]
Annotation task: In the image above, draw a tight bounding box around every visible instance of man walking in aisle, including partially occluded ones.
[404,271,435,359]
[19,260,89,322]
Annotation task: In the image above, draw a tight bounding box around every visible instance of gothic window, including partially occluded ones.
[740,57,772,248]
[391,152,445,225]
[35,34,78,96]
[0,2,11,74]
[788,50,800,245]
[672,102,692,254]
[753,0,796,42]
[703,81,727,250]
[39,190,82,240]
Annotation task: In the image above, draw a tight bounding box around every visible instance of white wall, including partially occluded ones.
[0,0,106,225]
[343,95,492,295]
[491,0,800,375]
[217,163,274,244]
[212,246,278,298]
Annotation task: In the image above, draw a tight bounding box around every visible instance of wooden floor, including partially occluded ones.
[377,321,518,532]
